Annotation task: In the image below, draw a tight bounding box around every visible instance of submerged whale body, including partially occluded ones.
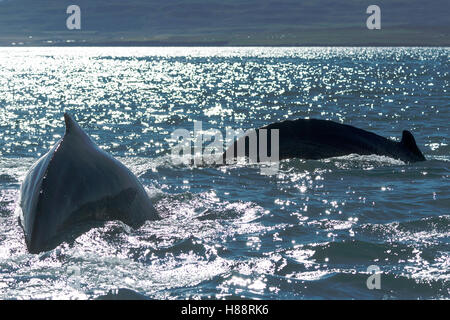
[19,113,159,254]
[224,118,426,163]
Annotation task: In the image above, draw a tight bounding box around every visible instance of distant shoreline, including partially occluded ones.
[3,43,449,47]
[2,26,449,47]
[1,1,449,47]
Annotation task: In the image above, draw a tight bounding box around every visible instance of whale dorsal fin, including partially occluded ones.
[64,113,91,141]
[401,130,426,161]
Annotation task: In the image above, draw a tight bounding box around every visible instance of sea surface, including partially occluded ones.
[0,47,448,299]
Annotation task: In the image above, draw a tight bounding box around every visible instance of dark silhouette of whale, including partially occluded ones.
[19,113,159,254]
[224,118,426,163]
[19,115,426,253]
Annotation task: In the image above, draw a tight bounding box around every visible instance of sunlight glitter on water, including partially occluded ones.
[0,47,448,299]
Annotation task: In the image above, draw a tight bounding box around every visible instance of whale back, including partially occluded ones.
[223,118,426,163]
[20,113,158,253]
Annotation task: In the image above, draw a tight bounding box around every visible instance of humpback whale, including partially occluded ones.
[224,118,426,163]
[19,113,159,254]
[19,115,425,253]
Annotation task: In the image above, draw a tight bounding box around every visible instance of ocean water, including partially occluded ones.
[0,47,448,300]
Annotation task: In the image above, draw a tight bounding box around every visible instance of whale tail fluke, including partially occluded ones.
[401,130,426,161]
